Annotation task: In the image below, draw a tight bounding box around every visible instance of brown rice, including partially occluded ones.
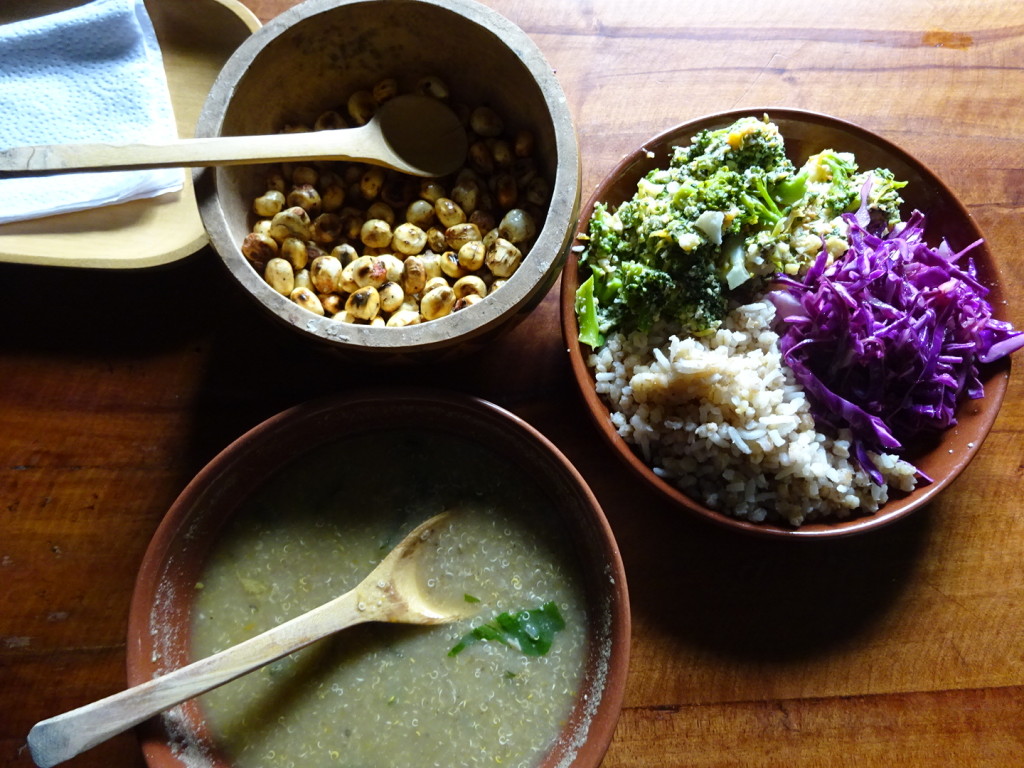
[588,298,918,526]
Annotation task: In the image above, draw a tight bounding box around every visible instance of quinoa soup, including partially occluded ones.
[188,428,589,768]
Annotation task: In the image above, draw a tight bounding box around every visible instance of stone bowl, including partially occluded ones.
[560,108,1014,538]
[195,0,579,362]
[127,389,630,767]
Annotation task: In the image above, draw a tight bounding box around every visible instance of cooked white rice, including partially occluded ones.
[589,299,918,526]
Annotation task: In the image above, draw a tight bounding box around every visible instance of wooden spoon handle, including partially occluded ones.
[0,122,417,175]
[26,589,366,768]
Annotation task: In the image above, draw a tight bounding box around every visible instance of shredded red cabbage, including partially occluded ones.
[769,186,1024,483]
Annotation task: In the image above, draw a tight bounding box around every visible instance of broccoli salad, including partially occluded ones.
[574,115,1023,524]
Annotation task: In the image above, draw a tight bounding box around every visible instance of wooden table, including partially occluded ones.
[2,1,1022,766]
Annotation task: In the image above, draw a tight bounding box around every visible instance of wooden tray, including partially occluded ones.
[0,0,261,269]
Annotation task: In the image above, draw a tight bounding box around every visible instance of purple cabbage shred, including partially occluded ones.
[769,186,1024,484]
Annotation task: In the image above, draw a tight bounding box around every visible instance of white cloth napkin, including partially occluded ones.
[0,0,183,225]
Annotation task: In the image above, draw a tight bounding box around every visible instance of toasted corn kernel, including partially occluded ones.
[392,222,427,256]
[451,177,481,214]
[265,171,286,193]
[514,129,535,158]
[314,110,348,131]
[381,175,417,208]
[331,243,359,265]
[482,226,501,250]
[265,258,295,295]
[489,139,514,169]
[469,209,497,234]
[294,268,311,291]
[425,226,447,253]
[405,199,436,229]
[485,238,523,278]
[310,254,343,293]
[401,255,427,295]
[387,308,422,327]
[290,287,324,315]
[498,208,537,244]
[493,172,518,209]
[453,275,487,299]
[360,218,393,249]
[419,180,446,203]
[366,200,395,226]
[468,141,494,174]
[524,176,551,206]
[377,254,405,283]
[269,207,312,243]
[291,166,319,187]
[242,232,278,267]
[415,75,449,100]
[454,293,483,311]
[345,286,380,320]
[421,284,456,320]
[350,255,389,288]
[420,251,443,280]
[470,106,503,137]
[373,77,399,103]
[434,197,466,228]
[360,167,386,200]
[320,292,344,315]
[440,250,466,279]
[253,189,285,217]
[423,276,449,295]
[378,281,405,313]
[514,157,538,187]
[457,241,486,271]
[280,237,309,270]
[445,222,481,251]
[311,212,343,243]
[321,183,345,212]
[347,90,376,125]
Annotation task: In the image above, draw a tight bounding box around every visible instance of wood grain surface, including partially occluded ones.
[2,1,1022,767]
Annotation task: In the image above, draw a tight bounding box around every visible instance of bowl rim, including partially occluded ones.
[126,388,631,767]
[194,0,581,355]
[560,106,1013,539]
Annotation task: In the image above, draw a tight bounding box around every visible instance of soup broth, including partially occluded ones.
[190,429,589,768]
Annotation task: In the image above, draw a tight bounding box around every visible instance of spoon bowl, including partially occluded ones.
[0,94,466,178]
[26,512,461,768]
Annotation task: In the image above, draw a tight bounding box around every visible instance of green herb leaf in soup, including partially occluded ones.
[449,601,566,657]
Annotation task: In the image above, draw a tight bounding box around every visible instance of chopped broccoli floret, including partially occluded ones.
[861,167,907,225]
[574,117,908,346]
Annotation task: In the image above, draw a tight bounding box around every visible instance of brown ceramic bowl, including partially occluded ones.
[127,390,629,768]
[195,0,579,362]
[560,108,1014,538]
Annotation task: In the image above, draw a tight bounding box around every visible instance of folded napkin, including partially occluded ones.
[0,0,182,225]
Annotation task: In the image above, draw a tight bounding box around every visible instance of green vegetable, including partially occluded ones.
[448,601,566,658]
[575,116,795,344]
[575,274,604,348]
[574,117,908,346]
[775,150,906,225]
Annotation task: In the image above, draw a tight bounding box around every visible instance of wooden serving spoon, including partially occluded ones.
[0,94,467,178]
[27,512,465,768]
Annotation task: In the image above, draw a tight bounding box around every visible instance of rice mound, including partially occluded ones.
[589,299,918,526]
